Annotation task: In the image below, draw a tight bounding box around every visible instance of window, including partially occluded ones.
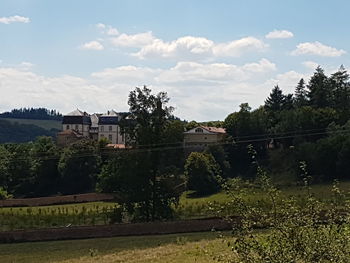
[109,125,112,131]
[66,125,70,130]
[108,134,113,142]
[75,125,79,130]
[100,126,104,132]
[101,134,104,138]
[195,128,203,133]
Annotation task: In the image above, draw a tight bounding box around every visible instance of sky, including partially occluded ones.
[1,0,350,121]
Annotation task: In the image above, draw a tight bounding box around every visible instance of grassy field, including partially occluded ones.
[0,118,61,130]
[2,181,350,231]
[0,231,232,263]
[0,202,117,231]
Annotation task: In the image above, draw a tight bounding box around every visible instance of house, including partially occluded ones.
[56,129,84,147]
[183,126,226,147]
[57,109,128,146]
[98,110,126,144]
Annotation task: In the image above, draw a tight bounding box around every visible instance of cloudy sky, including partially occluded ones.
[1,0,350,121]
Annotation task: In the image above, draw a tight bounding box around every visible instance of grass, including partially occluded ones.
[0,118,61,130]
[0,231,232,263]
[0,202,117,231]
[2,181,350,231]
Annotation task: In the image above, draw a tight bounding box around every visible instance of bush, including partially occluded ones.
[220,154,350,263]
[184,152,221,195]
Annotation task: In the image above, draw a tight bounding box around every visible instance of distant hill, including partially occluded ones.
[0,107,62,121]
[0,117,61,131]
[0,119,58,143]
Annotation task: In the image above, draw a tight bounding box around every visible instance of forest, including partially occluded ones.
[0,107,62,120]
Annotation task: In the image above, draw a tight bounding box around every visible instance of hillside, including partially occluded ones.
[0,117,61,131]
[0,119,59,143]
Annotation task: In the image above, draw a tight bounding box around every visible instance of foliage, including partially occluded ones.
[58,139,101,194]
[107,86,183,221]
[184,152,221,195]
[221,148,350,263]
[0,119,56,143]
[0,107,62,120]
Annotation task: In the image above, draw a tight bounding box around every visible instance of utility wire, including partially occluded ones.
[3,127,350,163]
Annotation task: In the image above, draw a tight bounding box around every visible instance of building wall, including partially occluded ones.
[62,124,90,137]
[98,124,125,144]
[183,133,220,145]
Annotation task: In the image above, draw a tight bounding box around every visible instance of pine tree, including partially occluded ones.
[265,85,285,111]
[307,66,332,108]
[329,65,350,118]
[294,78,308,107]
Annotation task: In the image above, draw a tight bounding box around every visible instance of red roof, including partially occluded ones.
[201,126,226,134]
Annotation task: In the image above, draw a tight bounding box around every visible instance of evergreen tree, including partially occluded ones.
[265,85,285,111]
[294,78,308,107]
[329,65,350,121]
[308,66,332,108]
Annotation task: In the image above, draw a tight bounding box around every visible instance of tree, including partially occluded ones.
[329,65,350,122]
[117,86,183,221]
[184,152,221,195]
[30,136,61,197]
[308,66,332,108]
[0,145,10,191]
[58,139,101,194]
[265,85,285,112]
[294,78,309,107]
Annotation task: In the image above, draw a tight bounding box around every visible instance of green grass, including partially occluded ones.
[0,231,231,263]
[0,202,117,231]
[2,181,350,231]
[0,118,61,130]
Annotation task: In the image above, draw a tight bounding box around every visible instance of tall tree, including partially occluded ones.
[294,78,309,107]
[308,66,332,108]
[265,85,286,112]
[329,65,350,121]
[58,139,101,194]
[30,136,61,197]
[118,86,182,221]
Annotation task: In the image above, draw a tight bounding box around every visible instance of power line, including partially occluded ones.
[3,127,350,163]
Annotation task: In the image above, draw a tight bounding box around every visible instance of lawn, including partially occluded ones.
[0,231,233,263]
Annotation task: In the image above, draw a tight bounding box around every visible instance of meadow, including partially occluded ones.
[0,231,232,263]
[1,181,349,231]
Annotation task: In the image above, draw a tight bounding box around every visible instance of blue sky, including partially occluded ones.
[1,0,350,121]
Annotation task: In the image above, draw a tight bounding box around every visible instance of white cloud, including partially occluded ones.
[302,61,319,70]
[107,27,119,36]
[80,41,104,50]
[96,23,106,29]
[265,29,294,39]
[134,36,213,59]
[134,36,266,60]
[0,59,281,121]
[266,71,309,94]
[292,41,346,57]
[0,15,30,24]
[111,31,155,48]
[19,62,34,70]
[213,37,267,57]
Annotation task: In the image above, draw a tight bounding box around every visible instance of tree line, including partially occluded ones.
[0,107,62,121]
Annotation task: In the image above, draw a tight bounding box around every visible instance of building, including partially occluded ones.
[183,126,226,147]
[57,109,128,146]
[98,110,126,144]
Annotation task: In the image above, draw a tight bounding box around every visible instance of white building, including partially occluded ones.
[98,110,125,144]
[58,109,127,146]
